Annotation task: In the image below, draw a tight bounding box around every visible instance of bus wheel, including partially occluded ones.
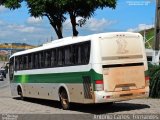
[17,86,24,100]
[59,89,70,110]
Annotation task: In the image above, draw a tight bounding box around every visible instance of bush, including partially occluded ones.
[0,55,8,61]
[147,62,160,98]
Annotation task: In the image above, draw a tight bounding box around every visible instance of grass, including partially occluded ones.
[0,55,8,61]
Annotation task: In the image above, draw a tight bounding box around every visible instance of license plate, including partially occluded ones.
[122,86,130,91]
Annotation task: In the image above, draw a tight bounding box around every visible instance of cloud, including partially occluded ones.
[0,17,117,45]
[27,17,43,24]
[0,21,54,45]
[0,6,7,13]
[7,24,38,33]
[0,20,4,25]
[127,24,154,32]
[63,18,117,32]
[84,18,117,31]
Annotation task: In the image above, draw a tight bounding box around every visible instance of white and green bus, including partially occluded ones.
[9,32,149,109]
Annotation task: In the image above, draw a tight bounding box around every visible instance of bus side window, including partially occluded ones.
[26,55,29,69]
[22,56,25,70]
[44,50,51,68]
[37,52,40,68]
[31,53,35,69]
[39,52,42,68]
[77,45,82,65]
[72,44,83,65]
[72,41,91,65]
[72,45,78,65]
[19,56,23,70]
[40,51,44,68]
[15,57,19,71]
[31,54,34,69]
[23,55,28,70]
[51,49,57,67]
[64,46,72,65]
[57,48,64,66]
[35,53,39,69]
[82,42,90,64]
[28,54,32,69]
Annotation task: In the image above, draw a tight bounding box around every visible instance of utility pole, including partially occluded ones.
[152,0,160,65]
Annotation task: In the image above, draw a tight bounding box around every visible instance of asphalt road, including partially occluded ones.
[0,61,160,120]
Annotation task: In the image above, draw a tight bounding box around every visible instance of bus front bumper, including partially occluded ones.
[94,87,149,103]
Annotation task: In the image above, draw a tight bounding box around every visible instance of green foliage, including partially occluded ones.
[26,0,45,17]
[147,62,160,98]
[0,55,8,61]
[140,28,154,49]
[4,0,22,10]
[94,0,117,9]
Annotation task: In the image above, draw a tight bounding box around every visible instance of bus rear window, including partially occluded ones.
[100,36,143,61]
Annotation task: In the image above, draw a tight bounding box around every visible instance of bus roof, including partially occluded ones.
[10,32,141,58]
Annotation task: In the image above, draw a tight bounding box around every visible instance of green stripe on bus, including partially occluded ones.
[12,69,103,84]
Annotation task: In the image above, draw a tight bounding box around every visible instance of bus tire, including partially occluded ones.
[59,88,70,110]
[17,86,24,100]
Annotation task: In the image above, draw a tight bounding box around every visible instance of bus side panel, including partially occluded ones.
[22,83,92,103]
[12,68,96,104]
[22,83,59,100]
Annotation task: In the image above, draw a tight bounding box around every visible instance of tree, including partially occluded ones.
[62,0,117,36]
[61,0,95,36]
[27,0,66,39]
[3,0,22,9]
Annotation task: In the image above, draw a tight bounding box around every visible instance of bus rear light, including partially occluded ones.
[103,95,111,99]
[95,80,104,91]
[106,96,110,99]
[145,76,150,81]
[141,92,145,95]
[95,80,103,84]
[145,76,150,86]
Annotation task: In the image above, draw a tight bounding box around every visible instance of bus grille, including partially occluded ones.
[83,76,92,99]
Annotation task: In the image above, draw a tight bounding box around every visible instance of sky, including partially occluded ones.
[0,0,156,45]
